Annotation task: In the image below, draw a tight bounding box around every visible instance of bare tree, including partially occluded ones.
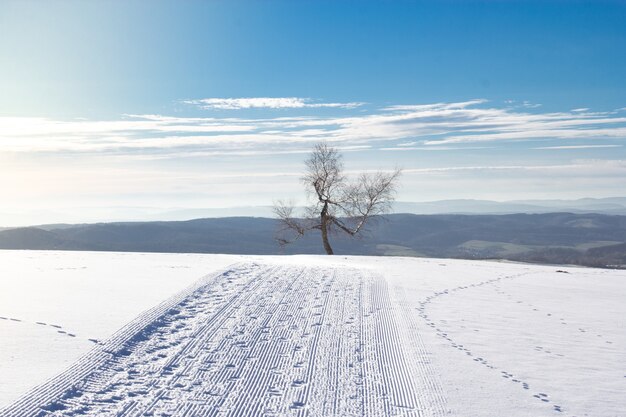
[274,143,401,255]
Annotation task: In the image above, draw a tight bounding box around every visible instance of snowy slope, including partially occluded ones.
[0,251,242,408]
[1,251,625,417]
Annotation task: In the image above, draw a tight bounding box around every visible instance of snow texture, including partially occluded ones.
[0,251,242,407]
[1,251,625,417]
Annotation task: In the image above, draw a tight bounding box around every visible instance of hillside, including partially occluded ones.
[0,213,625,268]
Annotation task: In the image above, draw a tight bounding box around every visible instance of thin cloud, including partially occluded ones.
[379,146,493,151]
[400,160,626,174]
[534,145,623,150]
[381,99,487,112]
[2,100,626,157]
[184,97,365,110]
[522,101,542,108]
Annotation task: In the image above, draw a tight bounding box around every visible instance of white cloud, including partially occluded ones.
[534,145,623,150]
[381,99,487,112]
[522,101,542,108]
[399,159,626,175]
[184,97,365,110]
[379,146,493,151]
[1,100,626,157]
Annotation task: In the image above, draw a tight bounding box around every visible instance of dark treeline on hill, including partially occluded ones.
[0,213,625,268]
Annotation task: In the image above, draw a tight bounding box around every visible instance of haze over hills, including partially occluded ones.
[155,197,626,219]
[144,197,626,219]
[394,197,626,215]
[1,213,625,269]
[2,197,626,228]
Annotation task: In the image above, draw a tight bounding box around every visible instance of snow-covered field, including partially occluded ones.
[0,251,624,416]
[0,251,243,409]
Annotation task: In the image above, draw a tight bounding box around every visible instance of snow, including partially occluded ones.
[0,250,242,408]
[1,251,625,416]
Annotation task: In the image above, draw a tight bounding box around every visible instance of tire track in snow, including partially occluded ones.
[389,279,449,416]
[1,262,447,417]
[363,274,447,417]
[0,262,258,417]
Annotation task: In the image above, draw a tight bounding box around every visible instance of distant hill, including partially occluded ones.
[0,213,625,268]
[0,227,66,249]
[3,197,626,227]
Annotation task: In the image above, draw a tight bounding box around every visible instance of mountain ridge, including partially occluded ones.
[1,213,624,268]
[3,197,626,228]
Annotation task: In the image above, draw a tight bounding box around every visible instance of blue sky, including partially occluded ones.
[1,0,625,225]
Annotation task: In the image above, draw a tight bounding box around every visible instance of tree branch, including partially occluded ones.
[272,200,319,246]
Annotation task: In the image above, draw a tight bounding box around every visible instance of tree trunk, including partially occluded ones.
[320,203,334,255]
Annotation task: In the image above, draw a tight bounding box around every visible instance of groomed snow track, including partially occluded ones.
[0,262,447,417]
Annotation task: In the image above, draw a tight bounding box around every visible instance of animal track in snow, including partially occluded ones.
[417,272,570,414]
[0,316,88,343]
